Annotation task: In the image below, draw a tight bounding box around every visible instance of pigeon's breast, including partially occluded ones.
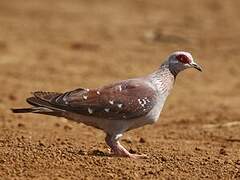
[144,75,175,124]
[147,96,167,121]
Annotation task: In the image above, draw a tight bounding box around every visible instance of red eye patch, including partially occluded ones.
[176,54,190,64]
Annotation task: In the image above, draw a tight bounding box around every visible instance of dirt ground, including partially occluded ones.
[0,0,240,179]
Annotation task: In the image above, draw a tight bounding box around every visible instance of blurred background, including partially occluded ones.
[0,0,240,179]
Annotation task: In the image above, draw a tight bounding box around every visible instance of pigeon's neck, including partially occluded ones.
[148,64,175,95]
[162,61,183,77]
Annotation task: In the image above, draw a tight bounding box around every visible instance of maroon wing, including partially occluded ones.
[29,80,157,120]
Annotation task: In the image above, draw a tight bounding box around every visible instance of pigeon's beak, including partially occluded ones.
[190,62,202,72]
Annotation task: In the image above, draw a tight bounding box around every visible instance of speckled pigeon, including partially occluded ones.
[12,51,202,158]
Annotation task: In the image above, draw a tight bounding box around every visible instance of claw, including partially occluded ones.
[128,153,148,159]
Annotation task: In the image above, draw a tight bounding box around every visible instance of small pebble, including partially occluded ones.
[8,94,17,101]
[55,123,61,127]
[64,124,73,130]
[129,149,137,154]
[17,123,25,128]
[219,148,227,155]
[139,137,146,143]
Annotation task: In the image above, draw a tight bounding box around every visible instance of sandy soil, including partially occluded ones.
[0,0,240,179]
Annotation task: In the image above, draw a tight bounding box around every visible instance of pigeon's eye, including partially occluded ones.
[176,54,190,64]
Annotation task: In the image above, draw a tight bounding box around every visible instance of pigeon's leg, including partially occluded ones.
[105,134,147,159]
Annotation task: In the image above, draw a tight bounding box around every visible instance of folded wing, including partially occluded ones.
[26,80,157,120]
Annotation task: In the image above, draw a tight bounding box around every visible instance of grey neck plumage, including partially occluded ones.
[160,61,183,77]
[148,64,175,95]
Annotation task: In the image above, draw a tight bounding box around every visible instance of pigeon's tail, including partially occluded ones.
[11,106,63,117]
[11,107,43,113]
[11,92,66,117]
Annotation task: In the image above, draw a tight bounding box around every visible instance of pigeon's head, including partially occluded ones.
[166,51,202,75]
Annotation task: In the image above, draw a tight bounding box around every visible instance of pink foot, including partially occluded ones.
[105,134,148,159]
[107,139,147,158]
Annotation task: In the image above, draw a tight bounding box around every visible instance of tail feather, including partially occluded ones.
[26,97,65,111]
[11,107,53,113]
[32,91,62,102]
[11,107,37,113]
[11,107,63,117]
[27,96,53,108]
[12,91,66,118]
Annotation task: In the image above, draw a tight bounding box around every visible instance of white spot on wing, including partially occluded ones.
[109,100,114,105]
[144,97,150,102]
[119,85,122,92]
[63,95,67,101]
[104,108,110,112]
[86,88,90,92]
[83,95,88,100]
[142,99,146,105]
[138,98,147,107]
[96,91,100,95]
[88,108,93,114]
[117,104,123,108]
